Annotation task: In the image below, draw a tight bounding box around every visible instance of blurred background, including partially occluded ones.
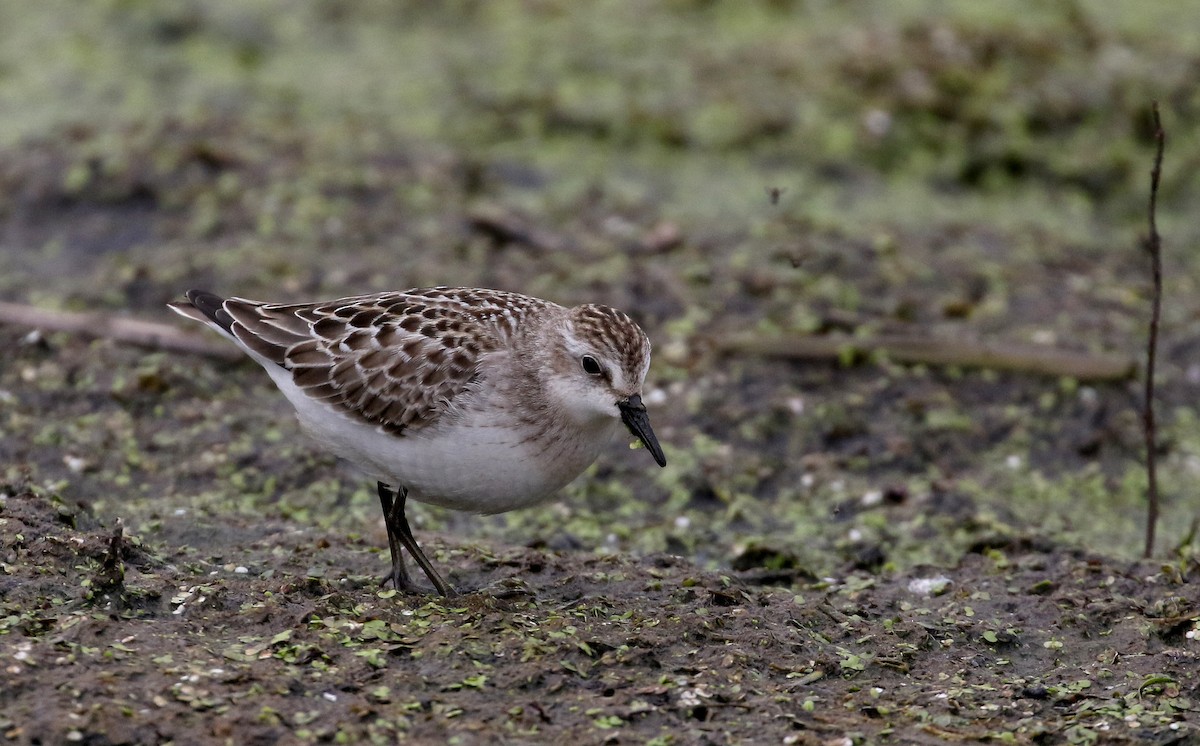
[1,0,1198,573]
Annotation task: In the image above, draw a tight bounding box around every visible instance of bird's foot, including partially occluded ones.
[377,564,456,597]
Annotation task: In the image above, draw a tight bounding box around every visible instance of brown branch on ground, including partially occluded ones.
[711,331,1136,383]
[1142,102,1166,559]
[0,301,243,362]
[466,205,567,254]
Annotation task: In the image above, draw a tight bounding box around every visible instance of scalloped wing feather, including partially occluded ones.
[218,289,548,434]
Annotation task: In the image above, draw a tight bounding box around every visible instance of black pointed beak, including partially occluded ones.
[617,394,666,467]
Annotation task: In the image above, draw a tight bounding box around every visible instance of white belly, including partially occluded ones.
[263,366,618,514]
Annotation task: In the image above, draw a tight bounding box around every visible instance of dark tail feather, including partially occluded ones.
[185,290,236,334]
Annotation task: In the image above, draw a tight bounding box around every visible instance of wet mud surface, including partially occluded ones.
[2,487,1197,745]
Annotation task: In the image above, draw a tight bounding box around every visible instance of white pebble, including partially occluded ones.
[907,576,952,596]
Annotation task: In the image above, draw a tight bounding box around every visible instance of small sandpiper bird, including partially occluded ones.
[169,287,666,595]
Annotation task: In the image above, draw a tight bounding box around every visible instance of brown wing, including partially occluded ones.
[222,290,504,434]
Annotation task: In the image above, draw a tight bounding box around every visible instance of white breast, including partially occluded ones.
[261,365,619,514]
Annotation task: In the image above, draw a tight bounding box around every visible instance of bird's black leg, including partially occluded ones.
[385,486,455,597]
[376,482,416,592]
[376,482,454,596]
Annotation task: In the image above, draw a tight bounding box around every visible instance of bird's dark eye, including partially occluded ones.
[581,355,603,376]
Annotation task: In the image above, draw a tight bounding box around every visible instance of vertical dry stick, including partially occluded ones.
[1143,103,1165,559]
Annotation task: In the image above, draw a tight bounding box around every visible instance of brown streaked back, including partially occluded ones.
[171,287,559,435]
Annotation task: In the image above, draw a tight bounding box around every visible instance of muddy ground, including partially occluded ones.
[1,481,1197,745]
[2,2,1200,744]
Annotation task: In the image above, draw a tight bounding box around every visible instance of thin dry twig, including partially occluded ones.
[711,331,1136,383]
[1143,102,1166,559]
[0,301,243,362]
